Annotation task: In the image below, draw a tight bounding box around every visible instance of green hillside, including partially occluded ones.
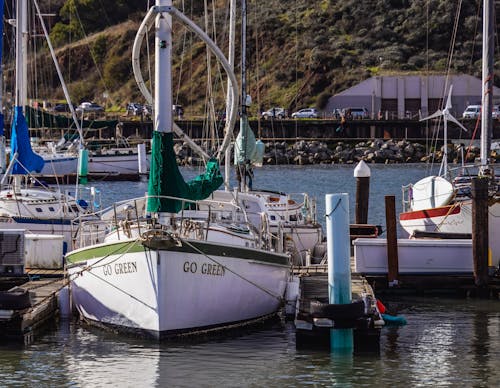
[5,0,496,116]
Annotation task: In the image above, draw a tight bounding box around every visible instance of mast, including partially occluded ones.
[155,0,173,134]
[480,0,494,172]
[224,0,236,189]
[15,0,27,108]
[238,0,250,192]
[241,0,247,119]
[0,0,5,174]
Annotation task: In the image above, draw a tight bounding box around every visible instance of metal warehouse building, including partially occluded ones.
[325,74,500,119]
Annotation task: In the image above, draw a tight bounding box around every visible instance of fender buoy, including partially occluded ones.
[381,313,407,326]
[376,299,386,314]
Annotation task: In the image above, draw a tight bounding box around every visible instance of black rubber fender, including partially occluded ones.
[0,289,32,310]
[309,299,365,320]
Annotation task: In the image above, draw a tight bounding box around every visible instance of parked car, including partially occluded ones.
[53,103,73,113]
[76,102,105,114]
[291,108,318,118]
[127,102,144,116]
[261,107,286,120]
[343,107,369,119]
[462,105,481,119]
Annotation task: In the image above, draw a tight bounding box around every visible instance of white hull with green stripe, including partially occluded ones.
[66,235,289,338]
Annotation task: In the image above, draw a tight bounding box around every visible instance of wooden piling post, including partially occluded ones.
[354,160,370,224]
[471,177,489,287]
[385,195,399,286]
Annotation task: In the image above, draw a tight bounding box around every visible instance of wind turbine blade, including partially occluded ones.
[446,113,468,132]
[446,85,453,110]
[420,109,443,121]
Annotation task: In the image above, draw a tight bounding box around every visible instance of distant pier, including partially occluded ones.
[21,117,500,143]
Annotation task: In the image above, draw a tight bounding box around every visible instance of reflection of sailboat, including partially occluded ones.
[66,1,290,339]
[399,0,500,270]
[63,327,161,387]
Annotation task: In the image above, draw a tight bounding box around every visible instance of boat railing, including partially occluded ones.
[72,194,281,252]
[401,183,413,212]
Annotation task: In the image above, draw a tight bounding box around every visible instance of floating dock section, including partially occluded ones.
[0,277,66,343]
[293,266,382,352]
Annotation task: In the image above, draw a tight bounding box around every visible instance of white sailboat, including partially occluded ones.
[210,0,323,265]
[66,1,290,339]
[398,0,500,270]
[0,0,103,250]
[7,0,80,176]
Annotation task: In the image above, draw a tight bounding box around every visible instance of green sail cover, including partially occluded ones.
[147,131,223,213]
[234,114,256,165]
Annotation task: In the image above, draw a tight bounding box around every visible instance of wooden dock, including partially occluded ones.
[0,277,66,343]
[363,273,500,298]
[293,265,382,352]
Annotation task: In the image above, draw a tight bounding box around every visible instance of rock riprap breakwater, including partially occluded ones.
[173,139,499,165]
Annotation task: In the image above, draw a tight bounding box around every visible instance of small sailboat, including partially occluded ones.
[398,0,500,271]
[211,0,324,265]
[0,0,103,249]
[66,1,290,339]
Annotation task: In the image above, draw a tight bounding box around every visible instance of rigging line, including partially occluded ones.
[175,0,187,106]
[467,1,481,73]
[443,0,462,99]
[180,237,286,302]
[145,0,152,114]
[71,4,111,105]
[69,236,143,279]
[82,265,157,311]
[203,0,218,152]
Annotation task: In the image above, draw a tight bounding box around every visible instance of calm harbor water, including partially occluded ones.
[2,164,499,387]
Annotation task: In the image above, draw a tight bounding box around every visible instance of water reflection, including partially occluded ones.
[1,298,499,387]
[63,324,161,387]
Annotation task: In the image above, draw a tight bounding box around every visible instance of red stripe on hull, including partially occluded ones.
[400,204,461,221]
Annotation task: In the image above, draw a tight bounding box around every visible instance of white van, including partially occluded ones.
[462,105,481,119]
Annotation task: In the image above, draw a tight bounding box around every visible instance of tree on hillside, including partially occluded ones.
[50,0,144,45]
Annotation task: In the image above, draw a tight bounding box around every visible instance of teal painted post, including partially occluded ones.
[326,193,353,352]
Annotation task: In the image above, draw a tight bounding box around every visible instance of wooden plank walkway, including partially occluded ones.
[0,278,66,343]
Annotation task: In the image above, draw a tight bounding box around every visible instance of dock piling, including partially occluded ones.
[326,193,353,351]
[471,177,489,287]
[385,195,399,286]
[354,160,371,224]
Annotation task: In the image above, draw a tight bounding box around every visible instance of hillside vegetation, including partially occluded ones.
[8,0,497,115]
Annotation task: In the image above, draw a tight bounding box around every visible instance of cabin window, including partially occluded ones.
[290,214,297,222]
[49,207,55,212]
[35,207,43,213]
[270,215,276,221]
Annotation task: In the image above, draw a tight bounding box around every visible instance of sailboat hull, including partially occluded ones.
[87,152,149,175]
[400,200,500,267]
[67,239,289,338]
[39,155,78,175]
